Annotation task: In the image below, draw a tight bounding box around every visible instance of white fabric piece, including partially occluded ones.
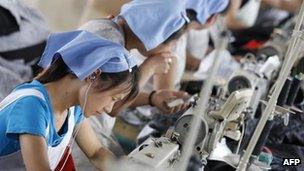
[235,0,262,28]
[194,49,240,83]
[208,138,233,161]
[173,34,187,85]
[187,29,209,60]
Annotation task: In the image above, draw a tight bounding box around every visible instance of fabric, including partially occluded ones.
[172,34,187,86]
[187,29,210,60]
[0,80,83,156]
[193,49,240,82]
[0,5,19,36]
[119,0,188,50]
[230,6,290,56]
[38,30,136,80]
[0,0,50,52]
[235,0,261,27]
[54,146,75,171]
[186,0,229,24]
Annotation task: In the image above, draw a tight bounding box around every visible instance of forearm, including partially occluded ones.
[75,119,113,170]
[111,92,149,115]
[129,92,149,107]
[139,61,155,89]
[153,56,177,90]
[20,134,51,171]
[89,147,113,171]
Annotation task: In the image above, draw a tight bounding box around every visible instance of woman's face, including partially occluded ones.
[79,82,129,117]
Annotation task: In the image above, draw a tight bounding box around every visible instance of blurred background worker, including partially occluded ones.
[72,0,192,169]
[1,0,304,170]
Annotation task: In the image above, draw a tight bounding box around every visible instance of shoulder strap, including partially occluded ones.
[0,88,46,111]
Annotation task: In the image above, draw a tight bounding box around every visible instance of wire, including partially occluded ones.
[58,82,93,171]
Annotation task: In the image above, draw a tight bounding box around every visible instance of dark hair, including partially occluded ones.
[186,1,231,23]
[186,9,199,22]
[35,57,139,104]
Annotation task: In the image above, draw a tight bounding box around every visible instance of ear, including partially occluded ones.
[86,69,102,83]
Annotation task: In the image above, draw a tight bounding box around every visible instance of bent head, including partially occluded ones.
[37,30,139,118]
[36,57,139,117]
[79,66,139,117]
[118,0,189,57]
[133,25,187,57]
[186,9,218,30]
[186,0,230,30]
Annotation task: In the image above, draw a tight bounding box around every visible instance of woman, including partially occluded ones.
[79,0,191,115]
[0,30,139,170]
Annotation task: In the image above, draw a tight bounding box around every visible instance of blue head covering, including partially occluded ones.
[38,30,136,80]
[119,0,189,51]
[187,0,229,24]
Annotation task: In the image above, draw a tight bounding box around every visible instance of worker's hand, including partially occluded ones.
[145,52,176,74]
[151,90,191,114]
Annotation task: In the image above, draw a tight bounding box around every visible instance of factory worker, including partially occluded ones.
[186,0,230,29]
[185,0,232,71]
[79,0,191,115]
[72,1,191,168]
[0,30,139,170]
[129,0,231,144]
[152,0,230,91]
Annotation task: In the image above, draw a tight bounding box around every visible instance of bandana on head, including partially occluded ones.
[119,0,189,51]
[38,30,136,80]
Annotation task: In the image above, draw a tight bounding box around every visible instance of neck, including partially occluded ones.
[44,77,80,115]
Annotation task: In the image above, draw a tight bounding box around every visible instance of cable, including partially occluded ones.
[58,81,93,171]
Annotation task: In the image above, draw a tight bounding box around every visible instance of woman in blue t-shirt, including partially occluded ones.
[0,30,139,170]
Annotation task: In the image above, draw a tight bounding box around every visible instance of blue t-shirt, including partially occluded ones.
[0,80,84,156]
